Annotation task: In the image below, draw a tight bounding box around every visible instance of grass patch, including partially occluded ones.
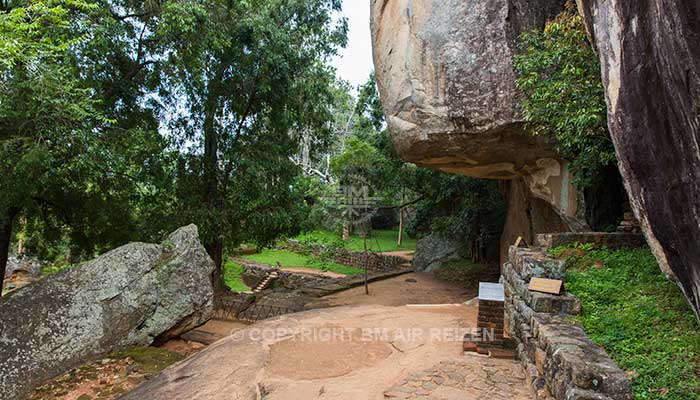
[41,263,73,277]
[241,249,363,276]
[109,346,183,375]
[222,259,251,292]
[294,229,416,252]
[559,245,700,400]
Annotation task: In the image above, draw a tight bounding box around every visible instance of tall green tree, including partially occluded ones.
[0,0,105,293]
[157,0,347,289]
[0,1,176,294]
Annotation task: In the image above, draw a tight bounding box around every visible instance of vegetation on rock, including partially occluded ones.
[514,6,615,188]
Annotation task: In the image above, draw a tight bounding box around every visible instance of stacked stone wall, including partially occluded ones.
[284,240,407,272]
[502,245,633,400]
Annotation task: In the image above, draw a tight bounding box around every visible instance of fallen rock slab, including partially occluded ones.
[0,225,215,400]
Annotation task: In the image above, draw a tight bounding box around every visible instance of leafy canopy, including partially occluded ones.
[157,0,348,270]
[514,7,615,188]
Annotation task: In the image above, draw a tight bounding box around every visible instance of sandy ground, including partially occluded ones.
[310,272,472,308]
[120,304,530,400]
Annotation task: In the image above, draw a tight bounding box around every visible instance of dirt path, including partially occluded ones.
[379,250,415,261]
[308,272,471,308]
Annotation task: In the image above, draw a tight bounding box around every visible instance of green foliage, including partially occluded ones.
[40,263,73,277]
[241,249,362,276]
[562,246,700,399]
[157,0,348,269]
[353,71,385,136]
[0,0,178,271]
[330,137,388,181]
[514,8,615,188]
[222,259,250,292]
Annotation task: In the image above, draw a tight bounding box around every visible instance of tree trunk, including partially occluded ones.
[0,217,15,296]
[397,208,404,248]
[363,236,369,295]
[202,75,225,293]
[206,241,225,293]
[16,215,25,255]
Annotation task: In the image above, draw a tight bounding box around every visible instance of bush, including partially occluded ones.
[514,6,616,188]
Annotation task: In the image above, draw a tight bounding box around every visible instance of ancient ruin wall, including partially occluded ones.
[502,245,633,400]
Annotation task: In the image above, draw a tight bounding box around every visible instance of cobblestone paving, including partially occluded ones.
[383,357,531,400]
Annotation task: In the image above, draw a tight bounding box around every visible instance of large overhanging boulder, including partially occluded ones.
[371,0,565,179]
[576,1,700,319]
[0,225,215,400]
[370,0,591,257]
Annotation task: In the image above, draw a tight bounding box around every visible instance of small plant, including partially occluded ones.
[40,263,73,277]
[162,240,175,252]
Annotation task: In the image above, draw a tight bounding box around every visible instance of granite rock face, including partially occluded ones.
[412,232,466,272]
[371,0,565,179]
[371,0,593,241]
[0,225,215,400]
[577,0,700,319]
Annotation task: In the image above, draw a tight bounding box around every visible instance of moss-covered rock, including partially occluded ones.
[0,225,215,400]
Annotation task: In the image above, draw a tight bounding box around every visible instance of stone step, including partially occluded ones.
[180,329,222,345]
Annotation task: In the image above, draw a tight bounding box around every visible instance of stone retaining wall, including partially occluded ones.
[284,240,407,272]
[237,260,336,290]
[501,245,633,400]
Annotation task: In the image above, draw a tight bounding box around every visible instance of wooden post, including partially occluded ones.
[397,207,404,248]
[16,215,25,255]
[364,236,369,295]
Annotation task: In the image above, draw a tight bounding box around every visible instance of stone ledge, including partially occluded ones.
[509,246,567,281]
[502,261,581,315]
[284,240,407,272]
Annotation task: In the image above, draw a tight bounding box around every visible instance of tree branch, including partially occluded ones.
[392,196,425,210]
[109,8,148,22]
